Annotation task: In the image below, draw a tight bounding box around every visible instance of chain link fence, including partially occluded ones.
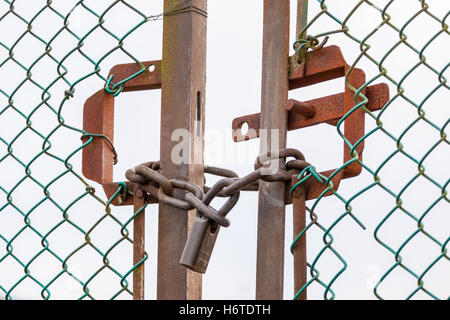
[290,0,449,300]
[0,0,165,300]
[0,0,448,300]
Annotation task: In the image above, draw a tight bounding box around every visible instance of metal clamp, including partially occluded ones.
[81,60,162,205]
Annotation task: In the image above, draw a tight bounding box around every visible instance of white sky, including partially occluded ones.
[0,0,448,300]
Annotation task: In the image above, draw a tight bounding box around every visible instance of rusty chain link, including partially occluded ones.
[125,148,310,227]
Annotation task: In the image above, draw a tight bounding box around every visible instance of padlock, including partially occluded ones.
[180,215,220,274]
[180,178,239,273]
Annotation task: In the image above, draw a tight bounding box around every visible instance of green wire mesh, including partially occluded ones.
[291,0,449,300]
[0,0,448,300]
[0,0,163,300]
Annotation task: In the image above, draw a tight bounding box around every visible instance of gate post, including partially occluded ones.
[292,0,308,301]
[158,0,207,300]
[133,185,146,300]
[256,0,290,300]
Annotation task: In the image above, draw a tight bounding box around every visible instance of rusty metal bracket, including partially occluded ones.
[82,60,162,206]
[232,46,390,201]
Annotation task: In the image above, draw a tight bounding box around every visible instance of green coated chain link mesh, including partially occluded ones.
[291,0,448,300]
[0,0,448,300]
[0,0,164,300]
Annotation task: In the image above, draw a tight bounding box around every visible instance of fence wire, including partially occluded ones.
[0,0,162,300]
[0,0,448,300]
[291,0,449,300]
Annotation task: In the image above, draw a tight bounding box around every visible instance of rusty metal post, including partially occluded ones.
[256,0,290,300]
[292,0,309,301]
[158,0,207,300]
[133,185,146,300]
[292,182,307,300]
[296,0,308,39]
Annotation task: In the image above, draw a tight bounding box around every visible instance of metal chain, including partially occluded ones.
[125,148,310,227]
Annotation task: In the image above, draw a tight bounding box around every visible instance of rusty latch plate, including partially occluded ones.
[232,45,390,200]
